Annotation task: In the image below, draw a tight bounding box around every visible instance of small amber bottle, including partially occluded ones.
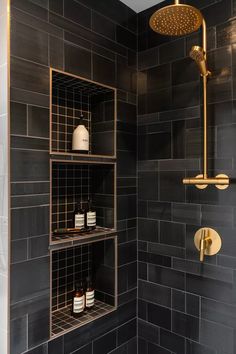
[85,276,95,310]
[72,281,85,317]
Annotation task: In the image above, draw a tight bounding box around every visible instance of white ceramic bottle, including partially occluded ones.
[72,121,89,152]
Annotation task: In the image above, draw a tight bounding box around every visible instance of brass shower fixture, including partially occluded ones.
[189,46,210,77]
[149,0,230,190]
[149,0,203,36]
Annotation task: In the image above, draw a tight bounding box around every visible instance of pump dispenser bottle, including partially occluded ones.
[72,92,89,152]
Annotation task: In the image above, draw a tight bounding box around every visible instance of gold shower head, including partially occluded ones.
[189,45,210,77]
[149,1,203,36]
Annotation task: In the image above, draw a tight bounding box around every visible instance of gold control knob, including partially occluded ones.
[194,228,222,262]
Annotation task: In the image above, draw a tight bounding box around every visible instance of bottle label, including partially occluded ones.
[86,290,94,307]
[87,211,96,227]
[73,296,84,313]
[75,214,84,228]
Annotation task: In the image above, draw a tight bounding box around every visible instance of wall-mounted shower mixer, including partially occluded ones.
[194,228,222,262]
[183,174,230,190]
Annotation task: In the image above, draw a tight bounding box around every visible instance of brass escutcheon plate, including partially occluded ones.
[195,174,208,189]
[215,174,229,190]
[194,228,222,256]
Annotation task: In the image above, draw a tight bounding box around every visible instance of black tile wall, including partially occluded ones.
[137,1,236,354]
[10,0,137,353]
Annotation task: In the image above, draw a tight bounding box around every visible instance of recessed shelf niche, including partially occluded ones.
[50,236,117,337]
[50,69,116,158]
[50,160,116,246]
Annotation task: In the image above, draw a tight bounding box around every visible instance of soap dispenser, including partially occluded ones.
[72,92,89,152]
[72,118,89,152]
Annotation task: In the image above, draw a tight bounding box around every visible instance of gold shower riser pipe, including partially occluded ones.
[202,19,208,179]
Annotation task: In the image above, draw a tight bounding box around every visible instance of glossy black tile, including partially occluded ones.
[11,0,48,20]
[160,221,185,248]
[49,35,64,70]
[138,218,159,243]
[11,20,48,65]
[10,316,27,354]
[148,264,185,291]
[138,319,159,345]
[172,289,185,312]
[10,101,27,135]
[186,293,200,317]
[49,0,63,15]
[159,38,185,64]
[11,56,49,95]
[172,57,198,85]
[201,204,234,228]
[93,329,116,354]
[186,340,216,354]
[147,201,171,221]
[160,328,185,354]
[172,82,199,109]
[186,273,235,304]
[28,106,49,138]
[200,319,235,354]
[172,311,199,341]
[201,297,236,329]
[92,12,115,40]
[138,131,171,160]
[28,309,49,348]
[147,302,171,330]
[64,0,91,29]
[48,336,64,354]
[146,63,171,91]
[11,256,50,304]
[11,206,49,240]
[138,171,158,201]
[159,171,185,202]
[64,43,91,79]
[138,280,171,307]
[118,319,136,346]
[172,203,201,225]
[11,150,49,182]
[148,242,185,259]
[116,25,136,51]
[138,47,158,70]
[93,54,115,86]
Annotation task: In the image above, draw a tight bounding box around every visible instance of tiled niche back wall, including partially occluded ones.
[51,86,91,153]
[137,1,236,354]
[51,163,90,232]
[52,244,92,311]
[10,0,137,353]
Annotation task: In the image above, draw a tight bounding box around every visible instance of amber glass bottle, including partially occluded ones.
[85,276,95,310]
[71,281,85,317]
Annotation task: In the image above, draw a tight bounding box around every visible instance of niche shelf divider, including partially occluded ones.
[49,68,117,338]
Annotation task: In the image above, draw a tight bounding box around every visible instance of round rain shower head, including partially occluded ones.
[190,45,205,62]
[149,3,203,36]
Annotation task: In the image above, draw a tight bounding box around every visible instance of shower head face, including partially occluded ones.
[189,46,209,76]
[149,4,203,36]
[189,45,205,62]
